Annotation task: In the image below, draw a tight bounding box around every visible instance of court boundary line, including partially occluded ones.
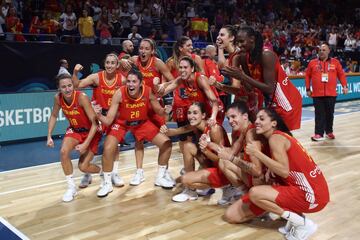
[0,110,359,175]
[0,217,30,240]
[0,155,184,196]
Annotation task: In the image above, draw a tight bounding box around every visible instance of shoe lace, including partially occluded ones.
[134,171,142,180]
[286,226,296,239]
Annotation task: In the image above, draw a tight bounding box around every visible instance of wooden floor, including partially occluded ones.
[1,112,360,240]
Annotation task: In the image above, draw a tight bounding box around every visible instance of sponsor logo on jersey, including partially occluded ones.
[62,109,80,115]
[126,102,146,109]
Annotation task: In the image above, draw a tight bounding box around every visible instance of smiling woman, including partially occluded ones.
[71,53,126,189]
[95,67,175,197]
[47,74,102,202]
[234,108,330,240]
[160,102,230,202]
[220,26,302,131]
[122,38,176,185]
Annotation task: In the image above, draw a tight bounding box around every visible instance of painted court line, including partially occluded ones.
[2,110,359,175]
[0,111,359,195]
[0,217,30,240]
[0,157,183,196]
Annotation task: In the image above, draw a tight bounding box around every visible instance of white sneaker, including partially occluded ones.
[97,183,113,197]
[196,188,215,196]
[62,187,77,202]
[130,169,145,186]
[111,173,125,187]
[79,173,92,188]
[279,220,292,235]
[155,175,174,189]
[217,185,245,205]
[172,188,198,202]
[285,218,318,240]
[164,169,176,186]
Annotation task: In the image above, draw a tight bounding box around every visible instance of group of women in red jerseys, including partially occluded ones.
[47,25,328,240]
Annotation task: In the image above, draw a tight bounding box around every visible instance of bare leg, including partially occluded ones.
[182,141,198,173]
[78,151,101,173]
[249,185,283,216]
[151,133,172,166]
[60,137,79,202]
[102,135,119,172]
[224,199,256,224]
[97,135,119,197]
[181,169,212,189]
[134,140,144,169]
[218,159,246,187]
[60,137,78,175]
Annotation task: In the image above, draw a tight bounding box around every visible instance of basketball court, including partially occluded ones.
[0,101,359,239]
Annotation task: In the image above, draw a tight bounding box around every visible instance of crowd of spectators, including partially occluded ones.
[1,0,360,74]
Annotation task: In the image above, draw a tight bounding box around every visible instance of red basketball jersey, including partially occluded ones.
[92,71,123,110]
[60,91,92,129]
[136,56,161,90]
[272,130,330,208]
[117,85,151,125]
[269,57,302,130]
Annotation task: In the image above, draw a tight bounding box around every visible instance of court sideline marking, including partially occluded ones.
[0,111,358,196]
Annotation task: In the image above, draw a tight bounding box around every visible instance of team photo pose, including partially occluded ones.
[160,102,230,202]
[160,56,220,126]
[212,25,244,104]
[221,26,302,130]
[121,38,175,186]
[95,68,174,197]
[47,74,102,202]
[202,101,266,205]
[224,108,329,240]
[162,36,205,158]
[72,53,125,188]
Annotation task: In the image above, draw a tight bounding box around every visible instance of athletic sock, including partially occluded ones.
[281,211,305,226]
[112,161,119,174]
[65,175,76,189]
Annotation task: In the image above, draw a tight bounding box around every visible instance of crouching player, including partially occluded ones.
[201,101,267,205]
[160,102,230,202]
[225,108,329,240]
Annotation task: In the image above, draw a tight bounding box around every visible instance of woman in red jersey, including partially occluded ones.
[208,25,244,105]
[72,53,126,189]
[160,56,219,126]
[162,36,205,156]
[202,101,267,205]
[221,26,302,131]
[166,36,205,78]
[225,108,329,240]
[160,102,230,202]
[124,38,175,186]
[95,68,174,197]
[47,74,102,202]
